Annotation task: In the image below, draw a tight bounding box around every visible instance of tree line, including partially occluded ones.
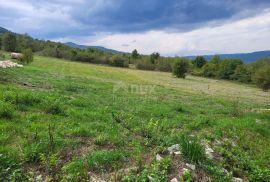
[0,32,269,91]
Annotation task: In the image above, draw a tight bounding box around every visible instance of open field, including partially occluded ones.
[0,56,270,181]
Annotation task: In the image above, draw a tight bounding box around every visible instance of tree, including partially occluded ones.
[21,48,33,64]
[210,55,221,64]
[172,59,189,78]
[131,49,139,59]
[0,36,2,49]
[218,58,243,79]
[150,52,160,64]
[2,32,16,52]
[193,56,206,68]
[253,64,270,91]
[109,55,128,67]
[202,55,221,78]
[232,64,251,83]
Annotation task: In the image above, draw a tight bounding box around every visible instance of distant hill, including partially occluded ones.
[0,27,9,34]
[65,42,123,54]
[186,50,270,63]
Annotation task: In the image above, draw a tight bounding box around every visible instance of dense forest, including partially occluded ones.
[0,31,269,91]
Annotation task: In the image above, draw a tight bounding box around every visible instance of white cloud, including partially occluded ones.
[80,9,270,56]
[0,0,83,36]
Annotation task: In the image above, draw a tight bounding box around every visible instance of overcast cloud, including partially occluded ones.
[0,0,269,55]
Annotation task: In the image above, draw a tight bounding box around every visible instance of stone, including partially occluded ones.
[174,151,181,155]
[223,168,229,175]
[232,177,243,182]
[205,146,214,159]
[156,154,163,161]
[148,175,155,181]
[0,60,23,69]
[256,119,262,124]
[186,163,196,170]
[183,168,189,173]
[88,172,106,182]
[170,178,178,182]
[167,144,180,154]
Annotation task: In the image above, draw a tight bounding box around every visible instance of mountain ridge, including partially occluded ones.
[64,42,123,54]
[185,50,270,63]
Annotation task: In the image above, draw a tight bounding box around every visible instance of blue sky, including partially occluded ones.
[0,0,270,56]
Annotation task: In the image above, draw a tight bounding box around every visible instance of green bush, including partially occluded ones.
[135,58,156,71]
[193,56,207,68]
[218,58,243,80]
[172,58,189,78]
[253,65,270,91]
[20,48,33,64]
[155,58,173,72]
[109,55,128,67]
[232,64,252,83]
[2,32,16,52]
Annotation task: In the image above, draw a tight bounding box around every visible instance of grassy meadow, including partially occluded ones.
[0,55,270,181]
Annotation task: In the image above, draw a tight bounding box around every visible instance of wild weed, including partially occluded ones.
[180,135,206,164]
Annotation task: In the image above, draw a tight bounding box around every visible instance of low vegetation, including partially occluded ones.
[0,54,269,181]
[0,31,269,90]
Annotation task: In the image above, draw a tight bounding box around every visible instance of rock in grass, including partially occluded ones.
[205,146,214,159]
[256,119,262,124]
[0,60,23,68]
[183,168,189,174]
[167,144,180,154]
[170,178,178,182]
[148,175,155,181]
[232,177,243,182]
[156,154,163,161]
[186,163,196,170]
[88,172,106,182]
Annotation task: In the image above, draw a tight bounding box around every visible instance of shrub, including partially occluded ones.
[109,55,128,67]
[232,64,252,83]
[253,65,270,91]
[20,48,33,64]
[218,58,243,80]
[135,58,156,71]
[0,102,15,119]
[193,56,207,68]
[155,58,173,72]
[2,32,16,52]
[172,58,189,78]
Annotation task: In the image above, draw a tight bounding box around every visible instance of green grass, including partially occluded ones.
[0,55,269,181]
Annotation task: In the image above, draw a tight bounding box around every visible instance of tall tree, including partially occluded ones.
[172,58,189,78]
[2,32,16,52]
[193,56,206,68]
[150,52,160,64]
[131,49,139,59]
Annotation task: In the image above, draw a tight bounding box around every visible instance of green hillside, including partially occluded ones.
[0,55,269,181]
